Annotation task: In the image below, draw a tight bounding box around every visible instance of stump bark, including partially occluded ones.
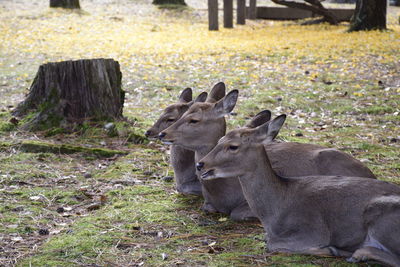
[13,58,125,130]
[50,0,80,9]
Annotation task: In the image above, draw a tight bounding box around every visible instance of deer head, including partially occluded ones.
[145,88,207,138]
[159,89,239,150]
[197,115,286,180]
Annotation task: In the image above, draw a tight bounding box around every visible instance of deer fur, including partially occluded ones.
[160,89,376,221]
[198,115,400,267]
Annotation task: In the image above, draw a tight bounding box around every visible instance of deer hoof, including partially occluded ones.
[201,202,218,213]
[346,257,359,263]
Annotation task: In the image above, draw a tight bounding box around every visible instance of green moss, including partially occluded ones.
[360,105,395,115]
[44,127,65,137]
[0,112,16,132]
[18,141,128,158]
[0,121,16,132]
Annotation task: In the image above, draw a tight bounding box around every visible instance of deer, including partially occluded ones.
[146,83,226,196]
[145,87,208,196]
[197,115,400,267]
[159,90,376,221]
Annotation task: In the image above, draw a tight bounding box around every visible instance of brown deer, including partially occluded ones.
[197,115,400,267]
[159,92,376,221]
[146,83,226,195]
[145,87,207,196]
[160,89,255,219]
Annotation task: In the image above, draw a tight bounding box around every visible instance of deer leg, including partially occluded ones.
[177,179,203,196]
[299,246,353,257]
[298,246,344,257]
[323,246,353,257]
[347,247,400,267]
[267,233,351,258]
[270,246,352,258]
[229,203,258,222]
[201,201,218,214]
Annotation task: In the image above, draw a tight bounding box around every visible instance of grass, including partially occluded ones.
[0,0,399,266]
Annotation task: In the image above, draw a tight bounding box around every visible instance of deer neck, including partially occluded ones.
[195,118,226,162]
[237,148,288,228]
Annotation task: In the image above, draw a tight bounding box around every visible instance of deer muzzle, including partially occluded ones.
[158,132,174,145]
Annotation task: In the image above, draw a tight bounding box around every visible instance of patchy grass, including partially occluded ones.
[0,0,399,266]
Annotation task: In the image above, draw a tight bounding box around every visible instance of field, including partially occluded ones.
[0,0,399,266]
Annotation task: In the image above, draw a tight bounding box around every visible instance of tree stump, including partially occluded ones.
[50,0,80,9]
[13,59,125,131]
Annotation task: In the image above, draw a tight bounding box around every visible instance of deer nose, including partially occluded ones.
[145,130,151,137]
[158,132,166,139]
[196,162,204,171]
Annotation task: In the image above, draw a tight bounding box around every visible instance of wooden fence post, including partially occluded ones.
[208,0,219,31]
[237,0,246,24]
[224,0,234,28]
[249,0,257,19]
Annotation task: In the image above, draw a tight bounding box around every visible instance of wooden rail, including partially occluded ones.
[253,7,354,21]
[208,0,355,31]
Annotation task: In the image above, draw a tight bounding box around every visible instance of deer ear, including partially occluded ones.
[179,88,193,103]
[194,92,208,103]
[213,90,239,117]
[206,82,226,103]
[245,110,272,128]
[263,114,286,144]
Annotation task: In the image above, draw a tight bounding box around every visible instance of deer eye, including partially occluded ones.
[189,119,199,124]
[166,118,175,122]
[228,145,239,151]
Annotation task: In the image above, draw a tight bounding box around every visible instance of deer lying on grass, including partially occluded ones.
[197,115,400,267]
[145,87,208,196]
[146,83,226,195]
[159,90,376,221]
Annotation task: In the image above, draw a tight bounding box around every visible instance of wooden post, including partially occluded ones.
[208,0,219,31]
[223,0,233,28]
[249,0,257,19]
[237,0,246,25]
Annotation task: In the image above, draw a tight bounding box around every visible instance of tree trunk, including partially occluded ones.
[208,0,219,31]
[152,0,186,5]
[249,0,257,19]
[237,0,246,25]
[13,59,125,131]
[349,0,387,31]
[50,0,80,9]
[224,0,234,28]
